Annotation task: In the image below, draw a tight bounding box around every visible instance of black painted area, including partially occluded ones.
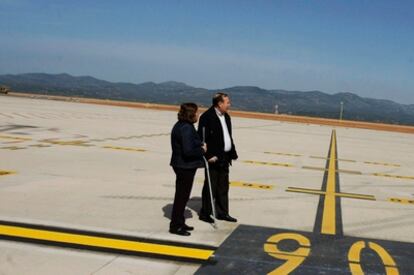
[196,225,414,274]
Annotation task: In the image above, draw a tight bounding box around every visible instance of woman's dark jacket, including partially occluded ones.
[170,120,204,169]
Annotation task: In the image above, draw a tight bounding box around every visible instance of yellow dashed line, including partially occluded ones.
[264,151,302,157]
[230,181,274,190]
[372,173,414,181]
[388,197,414,205]
[0,146,26,150]
[41,140,92,147]
[0,170,16,176]
[0,135,32,141]
[364,161,400,167]
[102,145,146,152]
[243,160,294,168]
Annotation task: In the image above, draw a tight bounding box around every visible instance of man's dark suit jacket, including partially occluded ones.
[197,106,238,165]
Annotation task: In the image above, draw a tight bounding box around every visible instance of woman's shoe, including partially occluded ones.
[183,224,194,231]
[169,227,191,236]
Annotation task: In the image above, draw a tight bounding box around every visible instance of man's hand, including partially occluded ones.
[208,156,218,163]
[201,143,207,153]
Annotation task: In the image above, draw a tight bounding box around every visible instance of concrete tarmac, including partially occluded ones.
[0,95,413,274]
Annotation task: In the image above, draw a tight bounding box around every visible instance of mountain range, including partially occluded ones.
[1,73,414,126]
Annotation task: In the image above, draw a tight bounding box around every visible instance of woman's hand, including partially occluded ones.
[202,143,207,153]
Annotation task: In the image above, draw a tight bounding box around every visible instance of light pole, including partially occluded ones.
[339,101,344,120]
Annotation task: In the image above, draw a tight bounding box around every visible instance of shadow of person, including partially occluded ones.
[187,196,202,215]
[162,203,193,220]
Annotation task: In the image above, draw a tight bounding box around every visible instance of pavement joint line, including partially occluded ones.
[0,220,216,262]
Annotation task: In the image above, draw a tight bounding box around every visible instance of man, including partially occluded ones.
[198,92,238,223]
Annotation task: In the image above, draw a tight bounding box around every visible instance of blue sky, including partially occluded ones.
[1,0,413,103]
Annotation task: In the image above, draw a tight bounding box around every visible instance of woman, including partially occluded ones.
[169,103,207,236]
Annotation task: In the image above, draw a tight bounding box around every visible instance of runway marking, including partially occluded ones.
[286,187,376,201]
[230,181,274,190]
[301,166,362,175]
[29,144,53,148]
[0,170,16,176]
[388,197,414,205]
[0,135,32,141]
[242,160,294,168]
[40,139,93,147]
[309,155,356,163]
[102,145,146,152]
[310,156,401,167]
[364,161,401,167]
[372,173,414,181]
[264,151,303,157]
[0,146,26,150]
[0,221,215,262]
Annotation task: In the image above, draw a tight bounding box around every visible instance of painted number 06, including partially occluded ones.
[264,233,400,275]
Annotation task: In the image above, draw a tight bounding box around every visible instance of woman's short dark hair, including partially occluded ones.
[178,103,198,123]
[212,92,229,107]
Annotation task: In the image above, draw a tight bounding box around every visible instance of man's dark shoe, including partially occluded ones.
[199,215,214,223]
[217,215,237,222]
[183,224,194,231]
[169,227,191,236]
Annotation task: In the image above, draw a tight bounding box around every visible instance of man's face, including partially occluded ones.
[218,96,231,113]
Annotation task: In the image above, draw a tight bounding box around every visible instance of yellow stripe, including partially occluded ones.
[0,170,16,176]
[0,225,213,260]
[286,187,376,201]
[321,130,337,235]
[388,197,414,205]
[242,160,294,168]
[0,135,32,141]
[102,145,146,152]
[372,173,414,180]
[230,181,274,190]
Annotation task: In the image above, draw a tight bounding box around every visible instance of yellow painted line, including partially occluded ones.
[29,144,52,148]
[0,224,214,260]
[302,166,362,175]
[264,151,302,157]
[372,173,414,181]
[309,156,356,163]
[0,170,16,176]
[321,130,337,235]
[364,161,401,168]
[41,140,92,147]
[0,135,32,141]
[286,187,375,201]
[0,146,26,150]
[388,197,414,205]
[230,181,274,190]
[242,160,294,168]
[102,145,146,152]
